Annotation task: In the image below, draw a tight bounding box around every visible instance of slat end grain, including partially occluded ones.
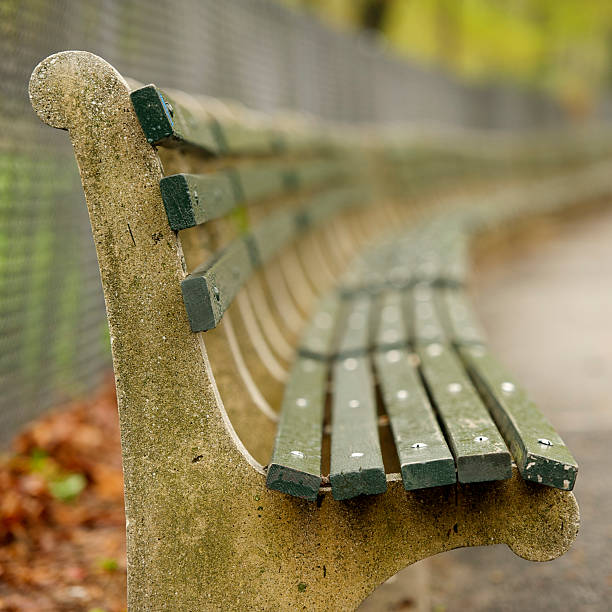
[401,457,456,490]
[329,467,387,501]
[181,275,217,332]
[266,464,322,501]
[521,453,578,491]
[457,450,512,484]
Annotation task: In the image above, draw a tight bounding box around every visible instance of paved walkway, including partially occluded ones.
[361,205,612,611]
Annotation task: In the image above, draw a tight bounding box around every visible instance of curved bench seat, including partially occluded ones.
[29,51,611,611]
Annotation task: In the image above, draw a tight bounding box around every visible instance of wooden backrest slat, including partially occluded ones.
[131,85,223,153]
[181,186,367,331]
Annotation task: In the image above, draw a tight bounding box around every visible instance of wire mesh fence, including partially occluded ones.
[0,0,565,445]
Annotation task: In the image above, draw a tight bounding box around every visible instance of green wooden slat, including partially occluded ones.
[411,284,448,344]
[294,158,350,189]
[159,158,354,232]
[416,342,512,483]
[301,185,368,227]
[181,238,253,331]
[298,292,341,360]
[159,172,237,230]
[130,85,223,154]
[266,357,327,500]
[180,186,366,331]
[336,296,371,357]
[221,123,282,155]
[330,355,387,500]
[374,290,408,350]
[251,210,297,263]
[438,287,487,346]
[374,291,455,490]
[235,163,290,203]
[459,345,578,490]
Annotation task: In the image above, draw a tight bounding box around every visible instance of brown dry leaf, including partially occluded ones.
[0,376,127,611]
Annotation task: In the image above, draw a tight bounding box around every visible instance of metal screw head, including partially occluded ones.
[470,346,486,358]
[396,389,409,400]
[290,450,304,458]
[383,329,399,343]
[501,381,515,393]
[296,398,308,407]
[343,358,358,371]
[349,399,360,408]
[386,350,401,363]
[538,438,553,446]
[447,382,462,393]
[474,435,489,443]
[411,442,428,449]
[351,452,364,458]
[427,343,443,357]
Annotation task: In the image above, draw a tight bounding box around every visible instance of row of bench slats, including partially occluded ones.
[130,84,581,499]
[181,186,367,331]
[374,291,455,490]
[267,279,578,500]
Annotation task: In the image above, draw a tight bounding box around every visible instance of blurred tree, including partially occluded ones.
[278,0,612,117]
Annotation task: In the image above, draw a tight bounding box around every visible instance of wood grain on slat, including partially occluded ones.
[266,357,327,500]
[416,342,512,483]
[374,291,455,490]
[329,355,386,500]
[459,345,578,490]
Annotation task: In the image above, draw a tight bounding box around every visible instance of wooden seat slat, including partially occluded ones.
[374,291,456,490]
[336,296,371,357]
[266,356,327,501]
[411,284,449,345]
[459,346,579,490]
[438,287,488,346]
[297,292,342,360]
[330,354,387,500]
[131,84,340,157]
[416,341,512,483]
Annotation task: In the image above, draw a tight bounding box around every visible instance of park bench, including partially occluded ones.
[29,51,612,610]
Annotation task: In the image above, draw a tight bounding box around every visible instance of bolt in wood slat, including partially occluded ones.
[266,357,327,501]
[328,295,386,499]
[330,354,387,500]
[416,342,512,483]
[459,345,578,490]
[374,291,455,490]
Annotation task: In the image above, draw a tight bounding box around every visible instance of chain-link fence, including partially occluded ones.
[0,0,567,445]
